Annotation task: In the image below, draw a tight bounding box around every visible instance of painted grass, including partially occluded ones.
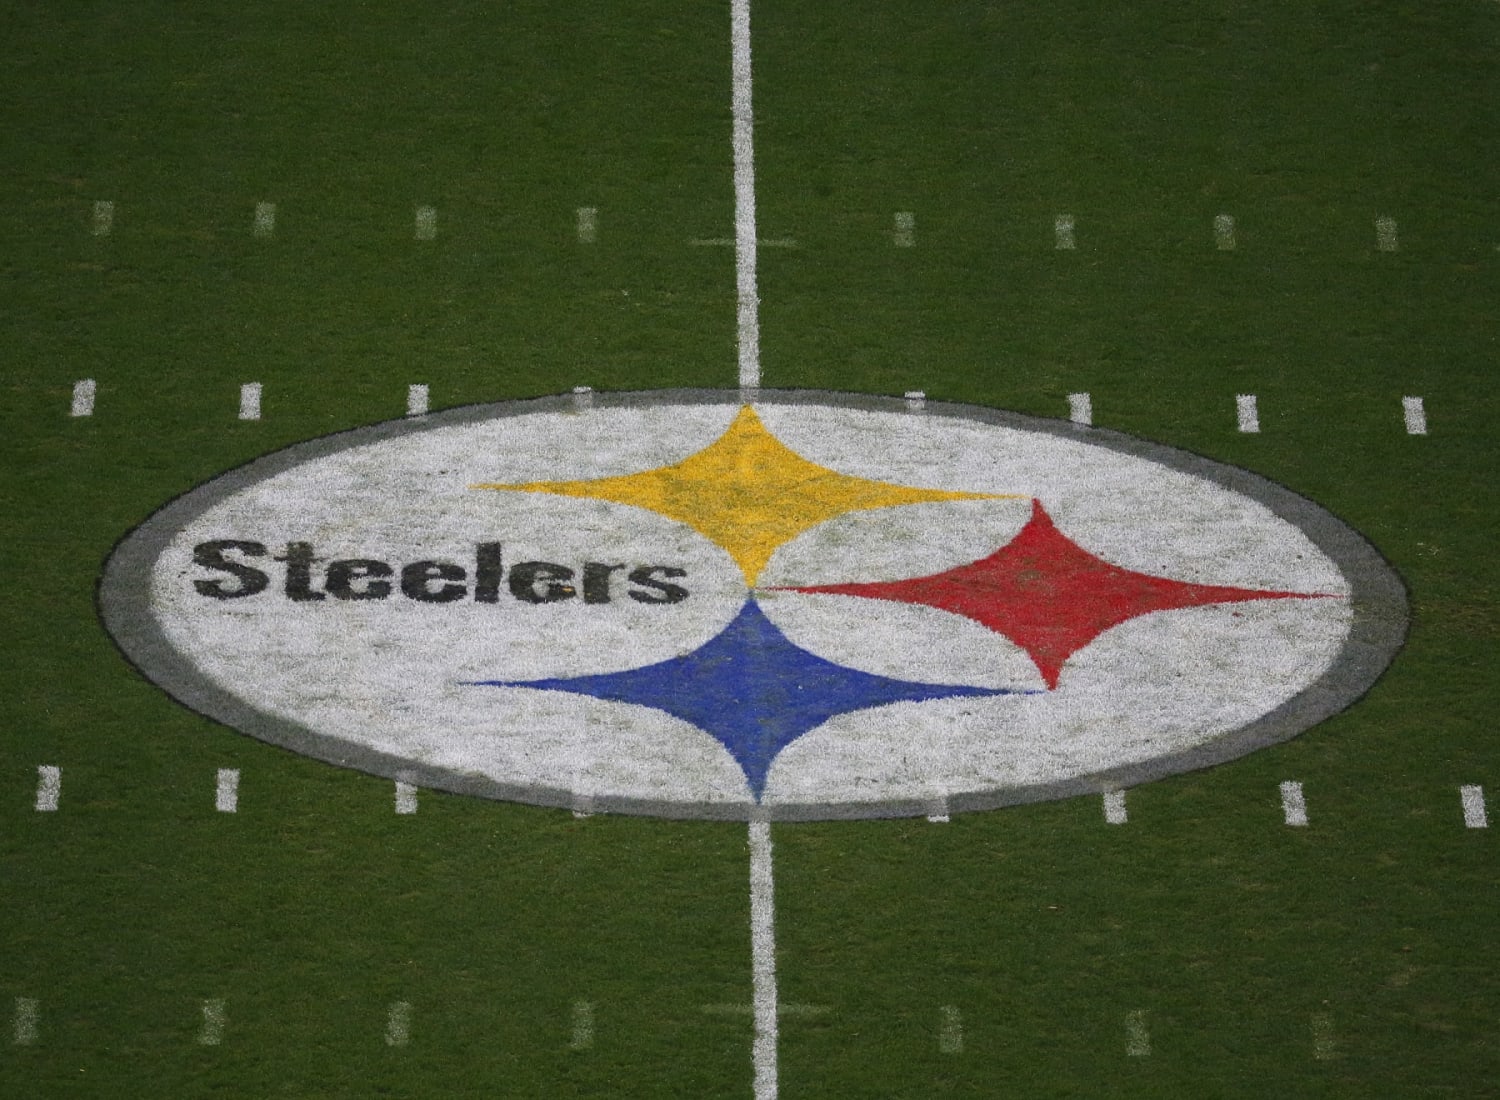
[1,0,1497,1095]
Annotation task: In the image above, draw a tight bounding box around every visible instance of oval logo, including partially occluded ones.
[99,390,1406,820]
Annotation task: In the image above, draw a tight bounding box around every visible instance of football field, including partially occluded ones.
[2,1,1498,1096]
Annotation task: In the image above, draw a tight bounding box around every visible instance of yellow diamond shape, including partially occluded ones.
[472,406,1018,585]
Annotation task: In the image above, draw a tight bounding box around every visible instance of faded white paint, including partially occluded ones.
[13,998,38,1046]
[386,1001,411,1046]
[407,384,430,418]
[571,385,593,411]
[893,212,915,248]
[1311,1011,1335,1060]
[1125,1008,1151,1056]
[71,379,96,418]
[414,206,437,241]
[216,768,239,813]
[1054,214,1076,250]
[939,1005,963,1054]
[1214,214,1236,251]
[576,206,598,244]
[1281,780,1308,827]
[199,998,226,1045]
[1103,790,1127,824]
[394,780,418,815]
[1402,396,1427,436]
[570,1000,595,1050]
[1375,217,1399,252]
[34,766,60,812]
[904,390,926,412]
[1067,393,1092,426]
[91,200,114,237]
[253,202,276,238]
[1236,394,1260,434]
[1460,785,1487,829]
[238,383,262,421]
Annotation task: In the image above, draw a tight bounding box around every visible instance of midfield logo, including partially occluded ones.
[100,391,1406,820]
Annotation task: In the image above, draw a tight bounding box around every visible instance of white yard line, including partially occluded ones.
[34,766,60,812]
[406,384,429,418]
[394,780,418,815]
[1214,214,1236,251]
[1375,217,1399,253]
[13,998,38,1046]
[239,382,262,421]
[1054,214,1076,250]
[748,819,778,1100]
[415,206,437,241]
[386,1001,412,1046]
[893,211,915,248]
[199,998,227,1045]
[570,1000,595,1050]
[576,206,598,244]
[1460,785,1488,829]
[937,1005,963,1053]
[1125,1009,1151,1056]
[730,0,761,389]
[91,200,114,237]
[216,768,240,813]
[1236,393,1260,434]
[1067,392,1092,426]
[1402,396,1427,435]
[1103,790,1128,825]
[71,379,96,417]
[253,202,276,238]
[1280,780,1308,827]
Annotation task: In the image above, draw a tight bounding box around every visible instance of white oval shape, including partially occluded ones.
[100,390,1406,820]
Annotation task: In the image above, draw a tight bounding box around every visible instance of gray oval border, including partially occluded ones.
[97,388,1409,822]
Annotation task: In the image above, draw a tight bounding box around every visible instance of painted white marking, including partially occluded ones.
[1311,1011,1335,1060]
[199,998,226,1045]
[216,768,239,813]
[1067,392,1092,426]
[394,780,418,815]
[572,385,594,411]
[1375,217,1399,253]
[71,379,96,418]
[1054,214,1076,250]
[1125,1008,1151,1056]
[91,200,114,237]
[1460,785,1488,829]
[938,1005,963,1054]
[1236,394,1260,434]
[904,390,925,412]
[238,382,262,421]
[13,998,38,1046]
[34,766,60,812]
[748,819,778,1100]
[1214,214,1236,251]
[414,206,437,241]
[730,0,761,389]
[253,202,276,238]
[926,795,949,824]
[571,774,595,818]
[1402,396,1427,435]
[385,1001,411,1046]
[893,211,915,248]
[406,384,429,418]
[570,1000,595,1050]
[576,206,598,244]
[703,1003,827,1018]
[1280,780,1308,827]
[1103,790,1128,825]
[689,236,796,248]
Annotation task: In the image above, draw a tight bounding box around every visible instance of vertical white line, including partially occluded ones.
[1402,396,1427,435]
[938,1005,963,1054]
[576,206,598,244]
[1054,214,1076,250]
[1067,392,1092,426]
[406,384,429,417]
[216,768,240,813]
[415,206,437,241]
[893,211,915,248]
[238,383,262,421]
[748,819,778,1100]
[253,202,276,238]
[1280,780,1308,827]
[394,780,418,815]
[34,766,60,812]
[1102,790,1127,825]
[71,379,96,417]
[904,390,926,412]
[1460,785,1488,829]
[13,998,38,1046]
[91,200,114,237]
[385,1001,412,1046]
[925,794,949,823]
[570,1000,595,1050]
[730,0,761,389]
[1236,394,1260,433]
[1125,1009,1151,1056]
[1375,217,1399,252]
[1311,1012,1335,1060]
[1214,214,1236,251]
[199,999,226,1045]
[572,385,594,411]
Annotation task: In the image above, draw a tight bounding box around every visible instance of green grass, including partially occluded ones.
[2,0,1498,1095]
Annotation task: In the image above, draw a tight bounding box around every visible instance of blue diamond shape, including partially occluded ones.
[468,599,1024,799]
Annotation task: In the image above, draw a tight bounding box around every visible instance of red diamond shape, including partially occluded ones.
[772,499,1328,689]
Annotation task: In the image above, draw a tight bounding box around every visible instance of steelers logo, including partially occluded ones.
[98,390,1406,820]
